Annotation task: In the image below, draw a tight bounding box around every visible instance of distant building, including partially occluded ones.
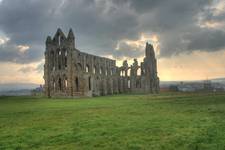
[169,85,179,91]
[32,85,44,96]
[177,82,203,92]
[203,80,213,91]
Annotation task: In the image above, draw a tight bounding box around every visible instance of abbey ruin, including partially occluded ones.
[44,29,160,97]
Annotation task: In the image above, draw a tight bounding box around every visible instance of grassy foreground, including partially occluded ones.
[0,92,225,150]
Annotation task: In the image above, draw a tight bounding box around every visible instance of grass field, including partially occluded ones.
[0,92,225,150]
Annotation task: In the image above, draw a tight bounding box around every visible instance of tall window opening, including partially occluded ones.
[75,77,79,92]
[100,67,102,75]
[58,35,61,46]
[53,80,56,91]
[58,60,61,70]
[65,57,67,68]
[128,80,131,88]
[120,71,125,77]
[65,78,68,89]
[59,78,62,91]
[111,69,113,75]
[93,66,96,74]
[58,50,61,70]
[65,51,67,68]
[88,77,91,90]
[50,51,55,71]
[86,65,89,73]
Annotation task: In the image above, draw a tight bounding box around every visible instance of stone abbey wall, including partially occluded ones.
[44,29,160,97]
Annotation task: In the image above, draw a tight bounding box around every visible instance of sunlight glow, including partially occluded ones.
[158,50,225,81]
[0,36,9,45]
[116,33,161,56]
[17,45,30,53]
[0,60,44,84]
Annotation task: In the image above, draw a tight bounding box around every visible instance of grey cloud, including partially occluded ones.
[18,62,44,73]
[186,29,225,51]
[18,66,35,73]
[0,0,224,64]
[113,42,144,60]
[0,40,43,63]
[36,62,44,73]
[198,3,225,24]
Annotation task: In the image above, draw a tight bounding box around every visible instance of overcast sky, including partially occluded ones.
[0,0,225,84]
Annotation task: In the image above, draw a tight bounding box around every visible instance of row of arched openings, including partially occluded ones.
[77,63,114,76]
[50,50,67,71]
[120,68,141,77]
[126,79,141,89]
[53,76,68,91]
[74,76,91,92]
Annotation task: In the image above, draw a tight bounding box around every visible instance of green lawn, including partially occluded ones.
[0,92,225,150]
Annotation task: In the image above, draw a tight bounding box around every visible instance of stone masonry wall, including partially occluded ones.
[44,29,160,98]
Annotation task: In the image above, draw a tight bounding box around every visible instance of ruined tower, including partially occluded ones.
[44,29,160,98]
[144,43,160,93]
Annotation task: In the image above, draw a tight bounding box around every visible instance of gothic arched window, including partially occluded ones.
[86,65,90,73]
[75,77,79,92]
[65,77,68,89]
[100,67,103,75]
[58,78,62,91]
[93,66,96,74]
[58,35,61,46]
